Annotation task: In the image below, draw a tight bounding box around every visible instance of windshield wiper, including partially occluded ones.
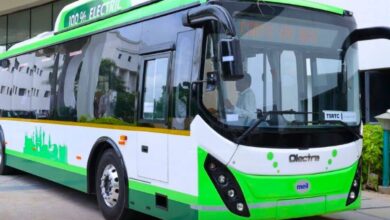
[235,114,267,145]
[236,110,315,144]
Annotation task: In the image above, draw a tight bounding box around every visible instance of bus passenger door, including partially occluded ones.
[136,52,172,183]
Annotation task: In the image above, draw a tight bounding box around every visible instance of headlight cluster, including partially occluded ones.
[204,155,250,217]
[346,158,362,206]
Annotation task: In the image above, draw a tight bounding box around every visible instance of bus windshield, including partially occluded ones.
[202,1,360,130]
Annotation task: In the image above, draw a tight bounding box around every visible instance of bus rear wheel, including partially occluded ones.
[96,149,130,220]
[0,134,12,175]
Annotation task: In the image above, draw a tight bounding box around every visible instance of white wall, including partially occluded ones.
[313,0,390,70]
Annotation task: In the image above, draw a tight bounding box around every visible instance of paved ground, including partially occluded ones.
[0,173,389,220]
[304,191,390,220]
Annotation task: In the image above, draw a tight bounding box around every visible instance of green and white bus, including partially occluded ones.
[0,0,389,219]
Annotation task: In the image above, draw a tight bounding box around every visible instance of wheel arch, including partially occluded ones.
[87,136,128,194]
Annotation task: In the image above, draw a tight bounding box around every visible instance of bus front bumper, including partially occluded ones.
[197,149,361,220]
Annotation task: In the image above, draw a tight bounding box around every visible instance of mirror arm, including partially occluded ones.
[183,4,237,37]
[341,27,390,58]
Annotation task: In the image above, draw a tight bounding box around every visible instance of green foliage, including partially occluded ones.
[87,117,132,126]
[115,92,136,123]
[79,115,89,122]
[362,125,383,185]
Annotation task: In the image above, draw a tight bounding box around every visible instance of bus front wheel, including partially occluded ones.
[96,149,130,220]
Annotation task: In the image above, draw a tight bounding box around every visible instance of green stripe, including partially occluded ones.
[129,179,197,204]
[6,149,86,176]
[6,154,87,192]
[263,0,345,15]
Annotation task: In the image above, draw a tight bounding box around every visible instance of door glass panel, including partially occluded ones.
[142,57,169,121]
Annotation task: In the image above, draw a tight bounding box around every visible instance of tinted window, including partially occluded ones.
[141,13,186,48]
[0,16,6,52]
[8,10,30,44]
[31,47,56,119]
[31,4,52,37]
[53,38,89,121]
[0,57,13,117]
[171,31,195,129]
[91,24,141,124]
[12,53,34,118]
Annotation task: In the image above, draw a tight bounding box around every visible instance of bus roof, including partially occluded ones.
[265,0,345,15]
[0,0,346,60]
[55,0,345,33]
[53,0,197,33]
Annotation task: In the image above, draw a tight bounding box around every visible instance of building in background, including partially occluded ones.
[0,0,76,52]
[313,0,390,123]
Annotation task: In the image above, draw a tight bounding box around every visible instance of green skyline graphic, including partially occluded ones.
[23,128,68,164]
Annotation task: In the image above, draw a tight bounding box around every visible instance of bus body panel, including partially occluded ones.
[191,116,238,165]
[2,116,361,220]
[1,119,198,198]
[229,140,362,175]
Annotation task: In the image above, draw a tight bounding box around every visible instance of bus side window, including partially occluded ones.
[32,47,56,120]
[171,31,195,130]
[91,24,141,124]
[140,53,171,125]
[54,38,89,121]
[0,57,15,118]
[12,53,34,118]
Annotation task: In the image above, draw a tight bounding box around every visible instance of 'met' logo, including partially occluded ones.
[296,180,310,193]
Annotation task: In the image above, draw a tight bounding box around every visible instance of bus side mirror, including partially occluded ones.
[0,59,10,69]
[183,4,244,80]
[220,38,244,81]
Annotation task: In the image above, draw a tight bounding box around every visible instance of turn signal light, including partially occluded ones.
[346,158,362,206]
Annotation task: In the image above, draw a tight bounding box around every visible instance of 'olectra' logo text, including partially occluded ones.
[289,154,320,163]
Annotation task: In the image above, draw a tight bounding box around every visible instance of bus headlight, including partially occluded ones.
[227,189,235,198]
[204,155,250,217]
[346,158,362,206]
[218,175,227,185]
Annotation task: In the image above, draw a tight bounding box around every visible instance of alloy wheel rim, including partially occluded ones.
[100,164,120,208]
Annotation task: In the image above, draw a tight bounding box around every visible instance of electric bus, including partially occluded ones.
[0,0,389,219]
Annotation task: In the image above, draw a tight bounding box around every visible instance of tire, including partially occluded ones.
[96,149,130,220]
[0,138,12,175]
[0,131,12,175]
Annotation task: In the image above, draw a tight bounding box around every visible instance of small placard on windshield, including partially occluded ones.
[323,111,357,123]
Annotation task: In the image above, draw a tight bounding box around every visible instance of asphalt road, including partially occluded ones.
[0,173,389,220]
